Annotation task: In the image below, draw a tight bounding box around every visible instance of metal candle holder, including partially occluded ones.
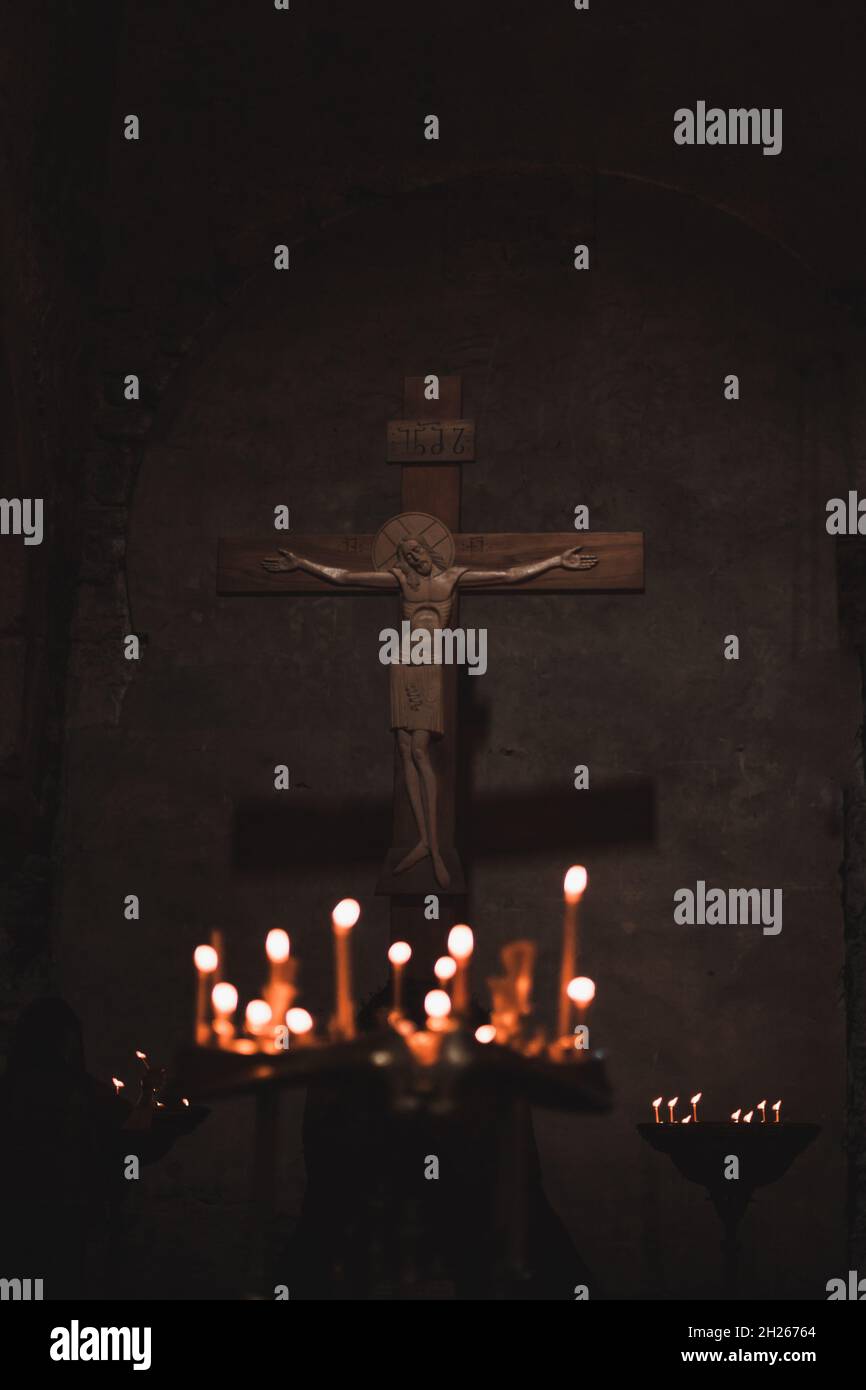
[637,1121,820,1297]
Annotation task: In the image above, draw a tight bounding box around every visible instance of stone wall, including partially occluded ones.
[5,0,866,1298]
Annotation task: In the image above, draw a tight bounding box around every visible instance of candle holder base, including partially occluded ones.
[178,1029,612,1298]
[637,1122,820,1298]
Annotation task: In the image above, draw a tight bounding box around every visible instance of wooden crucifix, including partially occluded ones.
[218,376,643,910]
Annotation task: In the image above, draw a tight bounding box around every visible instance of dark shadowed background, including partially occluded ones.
[2,0,865,1299]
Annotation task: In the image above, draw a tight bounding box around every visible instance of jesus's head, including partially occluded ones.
[395,537,444,585]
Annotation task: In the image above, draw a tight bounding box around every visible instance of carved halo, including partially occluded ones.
[372,512,455,572]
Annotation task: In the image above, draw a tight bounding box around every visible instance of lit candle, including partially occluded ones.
[181,1098,190,1108]
[435,955,457,989]
[681,1116,691,1125]
[425,988,452,1032]
[667,1096,678,1125]
[387,941,412,1016]
[193,943,219,1045]
[691,1092,702,1123]
[566,975,596,1043]
[743,1109,754,1124]
[652,1096,663,1124]
[265,929,292,1023]
[558,866,587,1038]
[331,898,360,1039]
[134,1050,148,1064]
[757,1099,767,1124]
[211,981,238,1049]
[731,1109,741,1123]
[112,1077,125,1096]
[286,1007,314,1041]
[475,1024,496,1045]
[772,1099,781,1124]
[447,924,474,1017]
[245,998,273,1043]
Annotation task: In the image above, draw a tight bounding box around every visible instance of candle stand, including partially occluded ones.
[184,875,605,1295]
[637,1121,820,1298]
[177,1029,611,1297]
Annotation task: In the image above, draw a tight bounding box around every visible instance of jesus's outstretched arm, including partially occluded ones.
[261,547,398,589]
[457,545,599,588]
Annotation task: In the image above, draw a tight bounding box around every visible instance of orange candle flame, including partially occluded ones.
[212,982,238,1014]
[265,929,290,964]
[563,865,588,903]
[194,944,218,974]
[245,999,272,1033]
[731,1109,741,1123]
[424,989,451,1020]
[447,925,474,960]
[331,898,361,932]
[435,955,457,982]
[566,975,595,1006]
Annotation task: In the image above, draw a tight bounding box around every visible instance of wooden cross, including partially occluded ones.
[218,376,643,943]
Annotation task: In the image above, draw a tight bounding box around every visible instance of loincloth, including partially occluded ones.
[389,661,444,736]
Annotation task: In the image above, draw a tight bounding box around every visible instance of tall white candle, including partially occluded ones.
[193,943,219,1045]
[245,998,273,1044]
[331,898,360,1039]
[566,975,595,1053]
[558,866,587,1038]
[211,982,238,1049]
[434,955,457,991]
[388,941,412,1016]
[424,989,452,1033]
[447,925,473,1016]
[265,929,292,1023]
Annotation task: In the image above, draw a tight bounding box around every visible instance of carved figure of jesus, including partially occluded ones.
[263,516,597,887]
